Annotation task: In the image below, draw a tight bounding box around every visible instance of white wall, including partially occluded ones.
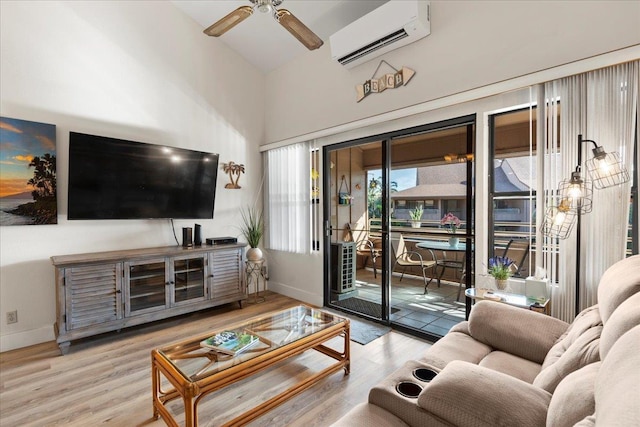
[0,1,265,351]
[264,0,640,144]
[262,1,640,307]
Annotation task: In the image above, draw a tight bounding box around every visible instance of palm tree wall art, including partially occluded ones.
[222,161,245,189]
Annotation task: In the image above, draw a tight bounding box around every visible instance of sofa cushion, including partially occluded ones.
[467,301,568,364]
[545,362,599,427]
[329,402,410,427]
[533,304,601,392]
[418,361,551,427]
[419,330,492,370]
[539,305,601,371]
[594,325,640,426]
[597,254,640,324]
[478,351,541,383]
[599,291,640,359]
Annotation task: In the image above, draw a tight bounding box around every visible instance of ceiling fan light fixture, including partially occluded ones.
[255,0,272,14]
[207,0,323,51]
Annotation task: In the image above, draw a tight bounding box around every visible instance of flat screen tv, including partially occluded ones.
[68,132,219,220]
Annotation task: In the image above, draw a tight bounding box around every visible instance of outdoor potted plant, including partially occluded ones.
[440,212,461,247]
[409,205,423,228]
[488,256,515,290]
[240,206,264,261]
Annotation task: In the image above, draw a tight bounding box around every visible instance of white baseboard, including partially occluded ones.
[0,325,55,353]
[267,281,323,307]
[0,286,323,353]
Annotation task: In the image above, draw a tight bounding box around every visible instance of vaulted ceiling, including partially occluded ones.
[171,0,386,73]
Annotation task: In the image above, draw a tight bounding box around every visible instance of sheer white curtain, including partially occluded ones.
[538,80,568,320]
[540,61,638,322]
[581,63,637,309]
[264,141,311,253]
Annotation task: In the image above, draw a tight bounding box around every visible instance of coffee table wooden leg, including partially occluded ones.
[344,327,351,374]
[183,382,203,427]
[151,356,160,420]
[152,350,190,427]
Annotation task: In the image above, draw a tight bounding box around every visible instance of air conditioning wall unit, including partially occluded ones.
[331,242,356,294]
[330,0,430,69]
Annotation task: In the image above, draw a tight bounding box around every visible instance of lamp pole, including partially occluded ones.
[575,135,584,317]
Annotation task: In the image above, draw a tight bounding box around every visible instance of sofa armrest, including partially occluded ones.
[418,360,552,427]
[330,402,410,427]
[468,301,569,364]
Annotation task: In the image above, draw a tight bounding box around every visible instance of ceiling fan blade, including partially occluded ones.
[204,6,254,37]
[274,9,323,50]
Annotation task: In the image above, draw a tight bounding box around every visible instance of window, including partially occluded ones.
[489,107,538,278]
[265,141,311,253]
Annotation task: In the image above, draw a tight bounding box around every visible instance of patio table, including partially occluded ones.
[416,240,473,299]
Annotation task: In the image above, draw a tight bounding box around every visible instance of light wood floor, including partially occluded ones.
[0,292,433,426]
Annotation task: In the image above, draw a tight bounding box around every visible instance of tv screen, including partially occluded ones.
[68,132,219,220]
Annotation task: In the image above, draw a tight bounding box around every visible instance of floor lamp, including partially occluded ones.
[542,134,630,316]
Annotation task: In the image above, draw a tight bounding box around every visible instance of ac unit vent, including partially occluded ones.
[337,29,409,67]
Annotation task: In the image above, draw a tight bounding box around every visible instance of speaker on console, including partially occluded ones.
[194,224,202,246]
[182,227,193,247]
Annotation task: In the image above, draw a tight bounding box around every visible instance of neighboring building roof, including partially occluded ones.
[392,183,466,199]
[500,157,535,190]
[494,160,523,192]
[394,157,534,200]
[417,163,466,185]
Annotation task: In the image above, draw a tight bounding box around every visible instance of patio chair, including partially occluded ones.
[391,234,437,294]
[435,252,466,301]
[502,238,530,277]
[346,223,380,278]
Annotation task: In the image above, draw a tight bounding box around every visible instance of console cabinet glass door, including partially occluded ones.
[171,255,206,305]
[125,258,169,316]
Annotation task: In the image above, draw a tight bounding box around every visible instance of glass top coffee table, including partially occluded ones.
[151,305,350,427]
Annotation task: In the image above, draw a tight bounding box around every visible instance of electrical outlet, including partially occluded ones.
[7,310,17,324]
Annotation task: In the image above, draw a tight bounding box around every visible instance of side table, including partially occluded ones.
[245,259,267,303]
[465,288,550,315]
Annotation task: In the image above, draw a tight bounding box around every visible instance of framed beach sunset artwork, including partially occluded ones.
[0,116,57,225]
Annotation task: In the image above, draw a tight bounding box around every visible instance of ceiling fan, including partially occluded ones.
[204,0,324,50]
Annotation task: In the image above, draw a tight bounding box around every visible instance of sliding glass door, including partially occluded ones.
[388,122,475,336]
[324,116,476,340]
[325,140,386,320]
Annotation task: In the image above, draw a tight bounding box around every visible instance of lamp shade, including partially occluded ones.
[542,199,577,240]
[559,170,593,214]
[585,147,630,189]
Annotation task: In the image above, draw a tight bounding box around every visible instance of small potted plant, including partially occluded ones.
[409,205,423,228]
[240,206,263,261]
[488,256,515,290]
[440,212,461,247]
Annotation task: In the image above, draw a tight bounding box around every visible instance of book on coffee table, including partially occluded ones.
[200,331,260,355]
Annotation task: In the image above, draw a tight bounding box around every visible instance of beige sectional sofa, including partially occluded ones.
[332,255,640,427]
